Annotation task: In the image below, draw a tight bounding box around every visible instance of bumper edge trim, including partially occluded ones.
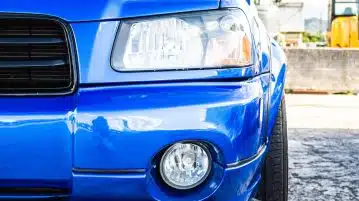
[226,144,267,169]
[72,168,146,174]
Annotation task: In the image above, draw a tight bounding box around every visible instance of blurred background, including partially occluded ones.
[254,0,359,95]
[257,0,359,95]
[256,0,357,48]
[254,1,359,200]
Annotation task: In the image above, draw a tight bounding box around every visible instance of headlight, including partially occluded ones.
[112,10,252,71]
[159,142,212,190]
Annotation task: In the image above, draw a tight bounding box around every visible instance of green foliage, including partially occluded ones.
[302,37,310,43]
[302,32,325,43]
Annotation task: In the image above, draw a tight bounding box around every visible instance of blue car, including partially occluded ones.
[0,0,287,200]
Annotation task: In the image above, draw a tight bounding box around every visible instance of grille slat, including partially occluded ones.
[0,60,67,68]
[0,18,73,94]
[0,45,67,60]
[0,37,64,45]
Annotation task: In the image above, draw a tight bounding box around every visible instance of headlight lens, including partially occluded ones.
[112,10,252,71]
[159,142,211,190]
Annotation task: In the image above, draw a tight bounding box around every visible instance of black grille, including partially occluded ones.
[0,187,69,200]
[0,187,69,195]
[0,18,74,94]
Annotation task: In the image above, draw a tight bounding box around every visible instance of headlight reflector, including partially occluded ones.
[112,10,252,71]
[160,142,211,190]
[123,18,204,69]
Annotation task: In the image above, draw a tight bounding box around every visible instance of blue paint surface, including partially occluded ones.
[0,0,220,21]
[0,0,287,200]
[74,77,269,169]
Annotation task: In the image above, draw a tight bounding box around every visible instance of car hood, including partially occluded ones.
[0,0,220,22]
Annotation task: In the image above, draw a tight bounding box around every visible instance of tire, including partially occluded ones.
[257,97,288,201]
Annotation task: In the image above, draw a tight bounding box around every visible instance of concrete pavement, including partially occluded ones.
[287,94,359,200]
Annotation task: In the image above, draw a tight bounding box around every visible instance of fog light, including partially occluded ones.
[160,142,212,190]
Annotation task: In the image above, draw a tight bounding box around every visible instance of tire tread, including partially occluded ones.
[262,97,288,201]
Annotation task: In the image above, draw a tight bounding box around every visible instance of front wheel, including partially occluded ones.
[257,97,288,201]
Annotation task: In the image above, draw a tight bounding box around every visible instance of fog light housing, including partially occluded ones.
[159,142,212,190]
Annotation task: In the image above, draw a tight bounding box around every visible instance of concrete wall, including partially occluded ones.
[284,48,359,92]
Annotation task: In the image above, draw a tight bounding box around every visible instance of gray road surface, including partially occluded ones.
[287,95,359,201]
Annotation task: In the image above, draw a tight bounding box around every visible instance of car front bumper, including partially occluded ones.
[72,144,267,201]
[0,74,270,201]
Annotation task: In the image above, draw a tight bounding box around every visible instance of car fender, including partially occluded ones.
[268,40,287,137]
